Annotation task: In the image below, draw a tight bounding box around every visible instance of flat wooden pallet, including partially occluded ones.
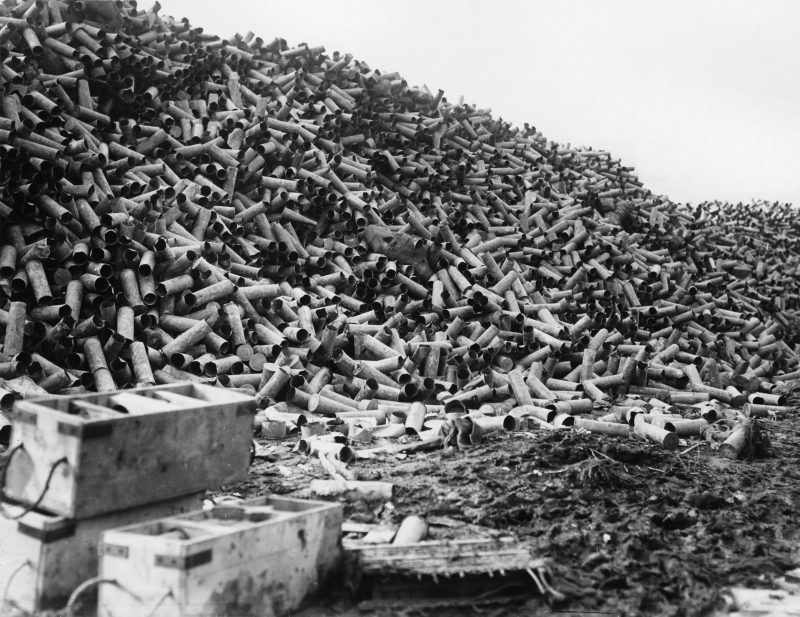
[347,537,548,577]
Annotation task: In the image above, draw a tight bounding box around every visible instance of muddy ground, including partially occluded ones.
[222,409,800,617]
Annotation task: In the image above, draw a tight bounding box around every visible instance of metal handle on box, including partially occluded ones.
[65,577,122,617]
[64,576,183,617]
[0,443,69,520]
[0,559,34,611]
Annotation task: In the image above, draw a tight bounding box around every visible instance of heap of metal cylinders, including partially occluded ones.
[0,1,798,453]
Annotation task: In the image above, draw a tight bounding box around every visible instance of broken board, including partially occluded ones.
[345,537,554,608]
[727,587,800,616]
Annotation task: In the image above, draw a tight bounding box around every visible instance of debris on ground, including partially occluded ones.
[1,1,800,616]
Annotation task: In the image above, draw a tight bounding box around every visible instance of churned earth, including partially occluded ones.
[224,405,800,617]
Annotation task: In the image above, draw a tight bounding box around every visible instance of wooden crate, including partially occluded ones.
[0,493,202,616]
[97,496,343,617]
[3,382,255,519]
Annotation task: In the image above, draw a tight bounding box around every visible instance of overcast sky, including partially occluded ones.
[160,0,799,206]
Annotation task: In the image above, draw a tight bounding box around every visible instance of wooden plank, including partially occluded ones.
[728,587,800,616]
[348,538,547,576]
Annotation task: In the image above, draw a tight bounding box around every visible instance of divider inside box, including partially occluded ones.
[191,505,278,524]
[15,382,254,419]
[127,519,216,539]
